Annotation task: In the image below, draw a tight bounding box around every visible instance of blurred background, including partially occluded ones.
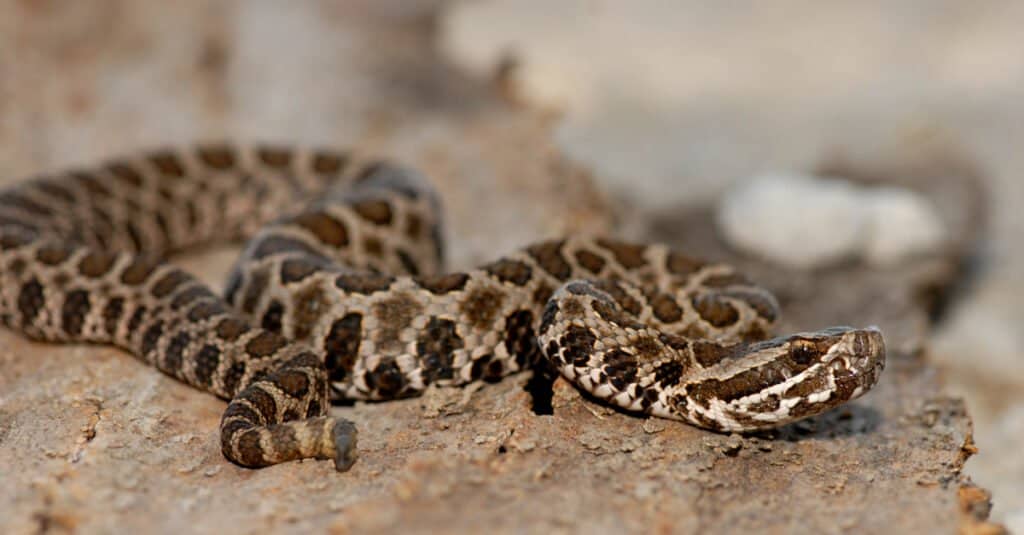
[1,0,1021,531]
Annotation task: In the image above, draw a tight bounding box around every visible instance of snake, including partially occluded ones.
[0,144,886,471]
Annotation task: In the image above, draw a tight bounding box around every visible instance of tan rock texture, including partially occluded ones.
[0,2,999,533]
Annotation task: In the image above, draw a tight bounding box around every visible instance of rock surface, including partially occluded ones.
[0,1,1003,534]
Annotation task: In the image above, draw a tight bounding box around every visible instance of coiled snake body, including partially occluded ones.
[0,145,885,471]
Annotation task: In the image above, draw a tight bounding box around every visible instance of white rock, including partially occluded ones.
[862,186,947,265]
[716,173,947,268]
[716,173,869,269]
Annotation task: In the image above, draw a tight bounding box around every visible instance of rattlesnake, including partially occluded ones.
[0,145,885,471]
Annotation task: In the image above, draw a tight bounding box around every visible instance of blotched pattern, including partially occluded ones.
[0,144,885,471]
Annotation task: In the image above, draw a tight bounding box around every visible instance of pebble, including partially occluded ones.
[716,172,947,268]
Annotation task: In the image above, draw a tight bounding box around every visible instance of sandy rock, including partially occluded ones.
[863,186,948,265]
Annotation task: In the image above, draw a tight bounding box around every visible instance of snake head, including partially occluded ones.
[683,326,886,431]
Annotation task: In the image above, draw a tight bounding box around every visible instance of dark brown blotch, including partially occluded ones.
[666,251,705,276]
[574,249,606,274]
[187,300,229,322]
[415,272,469,295]
[596,238,648,269]
[653,360,686,387]
[280,257,323,284]
[312,151,347,174]
[140,320,165,357]
[405,213,423,239]
[2,192,52,217]
[365,360,408,398]
[418,316,464,383]
[657,332,690,352]
[197,145,236,169]
[0,231,33,251]
[632,335,662,361]
[222,361,247,397]
[123,221,144,252]
[257,146,292,168]
[151,270,192,298]
[72,171,112,198]
[291,211,348,248]
[701,272,752,288]
[335,273,395,295]
[163,331,191,375]
[216,317,250,342]
[459,286,505,329]
[250,234,326,260]
[235,430,266,467]
[120,256,162,286]
[560,324,597,367]
[526,240,572,280]
[651,293,683,324]
[538,300,558,335]
[106,161,144,187]
[275,369,310,399]
[305,399,322,418]
[35,245,71,266]
[689,364,788,404]
[504,309,536,368]
[147,151,186,177]
[261,300,284,333]
[126,306,147,334]
[396,249,420,276]
[722,289,779,323]
[469,354,504,383]
[352,199,393,226]
[593,279,643,316]
[784,370,829,400]
[363,237,384,257]
[323,313,362,382]
[194,344,221,387]
[77,251,117,278]
[17,278,45,323]
[240,268,270,314]
[171,285,213,310]
[532,282,554,306]
[603,349,638,391]
[692,294,740,328]
[484,259,533,286]
[245,331,287,358]
[61,289,91,336]
[102,297,125,335]
[290,285,327,341]
[35,180,77,204]
[246,386,279,422]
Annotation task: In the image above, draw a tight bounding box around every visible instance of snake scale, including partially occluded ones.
[0,145,885,471]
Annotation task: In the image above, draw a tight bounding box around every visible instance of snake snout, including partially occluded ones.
[821,327,886,407]
[845,327,886,398]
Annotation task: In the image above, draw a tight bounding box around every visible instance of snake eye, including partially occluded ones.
[790,341,818,366]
